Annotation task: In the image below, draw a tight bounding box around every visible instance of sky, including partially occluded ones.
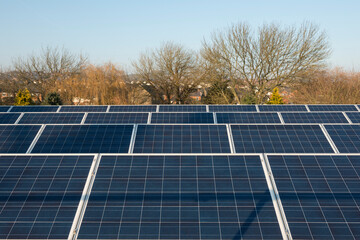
[1,0,359,71]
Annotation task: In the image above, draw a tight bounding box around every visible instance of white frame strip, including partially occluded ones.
[355,105,360,112]
[6,106,13,113]
[14,113,24,124]
[80,113,88,124]
[305,105,311,112]
[128,124,138,153]
[342,112,353,124]
[106,105,110,112]
[255,105,260,112]
[56,106,62,112]
[319,124,339,153]
[226,124,236,153]
[156,105,160,112]
[277,112,285,124]
[26,124,46,153]
[147,113,152,124]
[213,112,217,124]
[206,105,209,112]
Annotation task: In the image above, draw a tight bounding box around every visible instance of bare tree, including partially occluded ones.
[133,42,200,104]
[201,22,331,103]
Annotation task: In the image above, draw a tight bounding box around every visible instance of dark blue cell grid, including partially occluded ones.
[10,106,59,112]
[109,105,157,112]
[258,105,307,112]
[345,112,360,123]
[281,112,348,124]
[308,104,358,112]
[85,113,149,124]
[78,155,282,239]
[31,124,134,153]
[19,113,84,124]
[158,105,207,112]
[0,113,21,124]
[0,125,41,153]
[231,125,334,153]
[0,106,10,112]
[151,113,214,124]
[133,125,231,153]
[269,155,360,240]
[216,113,281,124]
[60,105,108,112]
[0,155,93,239]
[325,125,360,153]
[209,105,257,112]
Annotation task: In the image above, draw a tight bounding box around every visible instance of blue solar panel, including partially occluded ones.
[85,113,148,124]
[281,112,348,123]
[133,125,231,153]
[78,155,282,239]
[31,125,134,153]
[0,125,41,153]
[0,106,10,112]
[345,112,360,123]
[109,105,157,112]
[60,106,107,112]
[231,125,334,153]
[216,113,281,123]
[258,105,307,112]
[159,105,207,112]
[0,155,93,239]
[151,113,214,124]
[10,106,59,112]
[0,113,21,124]
[308,105,358,112]
[269,155,360,240]
[209,105,257,112]
[19,113,84,124]
[325,125,360,153]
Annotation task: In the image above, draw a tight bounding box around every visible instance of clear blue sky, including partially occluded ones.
[1,0,359,71]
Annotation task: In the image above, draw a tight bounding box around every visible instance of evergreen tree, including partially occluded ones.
[267,87,284,104]
[14,89,33,105]
[45,92,63,105]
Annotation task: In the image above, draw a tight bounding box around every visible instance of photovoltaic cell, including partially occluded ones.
[269,155,360,240]
[281,112,348,124]
[19,113,84,124]
[0,113,21,124]
[85,113,149,124]
[258,105,307,112]
[60,106,107,112]
[31,125,134,153]
[151,113,214,124]
[78,155,282,239]
[0,155,93,239]
[231,125,334,153]
[133,125,231,153]
[344,112,360,123]
[308,105,358,112]
[109,105,157,112]
[10,106,59,112]
[325,125,360,153]
[216,113,281,124]
[0,106,10,112]
[0,125,41,153]
[158,105,207,112]
[208,105,257,112]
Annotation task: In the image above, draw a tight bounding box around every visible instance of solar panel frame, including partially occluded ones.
[216,112,282,124]
[18,113,85,124]
[0,113,21,124]
[308,104,358,112]
[258,105,308,112]
[208,105,257,112]
[0,125,41,153]
[10,106,60,112]
[281,112,349,124]
[109,105,157,112]
[85,113,149,124]
[151,113,214,124]
[158,105,207,112]
[59,106,108,112]
[344,112,360,123]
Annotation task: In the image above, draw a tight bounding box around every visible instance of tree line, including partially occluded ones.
[1,22,359,105]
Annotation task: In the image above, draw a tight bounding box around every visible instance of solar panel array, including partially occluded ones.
[0,104,360,240]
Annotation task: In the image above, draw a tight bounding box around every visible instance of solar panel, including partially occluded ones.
[308,104,358,112]
[31,125,134,153]
[109,105,157,112]
[281,112,348,123]
[133,125,231,153]
[19,113,84,124]
[231,125,334,153]
[258,105,307,112]
[78,155,282,239]
[325,125,360,153]
[0,113,21,124]
[216,113,281,124]
[60,106,107,112]
[158,105,207,112]
[151,113,214,124]
[209,105,257,112]
[0,106,10,112]
[269,154,360,240]
[85,113,149,124]
[344,112,360,123]
[0,125,41,153]
[10,106,59,112]
[0,155,93,239]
